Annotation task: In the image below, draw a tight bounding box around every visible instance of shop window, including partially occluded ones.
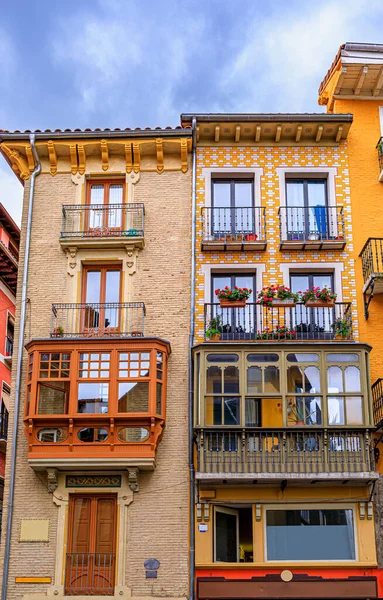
[266,508,355,561]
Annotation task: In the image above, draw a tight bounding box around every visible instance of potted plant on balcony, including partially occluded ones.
[256,326,297,340]
[257,285,298,308]
[206,315,222,341]
[215,286,252,308]
[245,233,258,241]
[287,400,316,425]
[53,325,64,337]
[331,318,351,340]
[301,286,337,307]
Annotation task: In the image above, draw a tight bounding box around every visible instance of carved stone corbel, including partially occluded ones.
[127,468,139,492]
[125,246,138,276]
[65,247,78,276]
[47,468,58,493]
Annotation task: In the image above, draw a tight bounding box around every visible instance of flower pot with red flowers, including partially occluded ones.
[245,233,258,241]
[257,285,298,308]
[302,286,337,308]
[256,326,297,341]
[215,286,252,308]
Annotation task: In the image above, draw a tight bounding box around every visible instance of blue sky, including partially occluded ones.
[1,0,383,224]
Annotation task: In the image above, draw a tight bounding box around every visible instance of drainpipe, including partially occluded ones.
[2,134,41,600]
[188,117,197,600]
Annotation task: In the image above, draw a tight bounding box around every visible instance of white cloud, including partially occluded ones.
[0,158,23,226]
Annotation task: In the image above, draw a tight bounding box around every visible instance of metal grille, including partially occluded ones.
[65,553,115,596]
[372,378,383,428]
[279,205,345,242]
[202,206,266,241]
[360,238,383,282]
[51,302,145,338]
[61,203,144,238]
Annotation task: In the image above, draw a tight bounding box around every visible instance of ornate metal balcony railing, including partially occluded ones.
[204,302,353,342]
[279,206,345,249]
[65,552,115,596]
[377,137,383,173]
[51,303,145,338]
[0,404,9,441]
[372,378,383,428]
[360,238,383,283]
[5,335,13,357]
[196,428,374,477]
[61,203,144,239]
[201,206,266,250]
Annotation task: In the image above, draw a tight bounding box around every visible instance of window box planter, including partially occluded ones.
[305,300,335,308]
[219,299,247,308]
[271,298,296,308]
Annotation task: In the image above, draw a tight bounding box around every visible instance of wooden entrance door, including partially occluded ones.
[65,495,117,596]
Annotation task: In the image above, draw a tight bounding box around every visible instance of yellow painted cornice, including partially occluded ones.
[0,137,192,180]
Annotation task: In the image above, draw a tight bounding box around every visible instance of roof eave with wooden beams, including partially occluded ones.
[180,114,352,146]
[0,130,192,182]
[319,42,383,108]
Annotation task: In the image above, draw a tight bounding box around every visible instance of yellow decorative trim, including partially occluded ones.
[180,138,188,173]
[25,145,35,173]
[15,577,51,584]
[155,138,164,174]
[47,141,58,176]
[69,144,78,175]
[133,143,140,173]
[77,144,86,175]
[101,139,109,171]
[1,144,29,180]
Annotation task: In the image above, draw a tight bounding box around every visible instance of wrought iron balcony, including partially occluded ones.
[201,206,266,251]
[372,378,383,429]
[196,428,375,482]
[204,302,353,342]
[279,205,345,250]
[359,238,383,318]
[60,203,145,249]
[65,552,115,596]
[51,302,145,338]
[0,404,8,441]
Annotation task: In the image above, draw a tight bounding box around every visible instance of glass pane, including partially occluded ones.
[77,428,108,442]
[346,396,363,425]
[290,275,309,294]
[109,184,123,204]
[287,353,318,362]
[223,397,240,425]
[287,366,303,393]
[245,398,261,426]
[90,184,104,205]
[118,382,149,412]
[247,353,279,363]
[207,354,239,363]
[77,383,109,414]
[266,509,355,560]
[328,396,345,425]
[86,271,101,304]
[345,367,361,392]
[286,182,304,235]
[328,366,343,393]
[212,182,231,233]
[38,428,67,442]
[105,270,120,304]
[264,366,280,393]
[288,397,322,425]
[207,366,222,394]
[156,382,162,414]
[212,276,231,303]
[234,276,254,302]
[235,183,253,232]
[313,273,333,290]
[304,366,320,393]
[38,382,69,414]
[118,427,149,442]
[224,366,239,394]
[327,353,359,362]
[215,510,238,562]
[247,367,262,394]
[205,396,222,425]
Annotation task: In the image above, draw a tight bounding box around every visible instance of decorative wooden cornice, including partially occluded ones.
[0,137,191,181]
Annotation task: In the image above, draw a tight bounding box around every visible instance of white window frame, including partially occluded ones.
[264,503,358,563]
[201,168,264,239]
[202,264,265,306]
[214,506,240,563]
[279,262,344,303]
[277,167,338,240]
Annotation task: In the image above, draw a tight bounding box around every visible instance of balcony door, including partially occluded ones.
[212,180,254,237]
[286,179,327,240]
[86,181,125,234]
[66,495,117,596]
[82,266,121,335]
[212,274,255,340]
[290,273,334,339]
